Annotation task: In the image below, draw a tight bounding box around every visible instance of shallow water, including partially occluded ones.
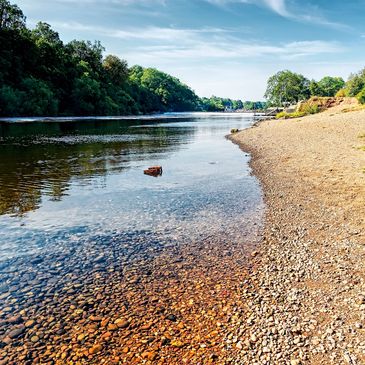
[0,113,264,262]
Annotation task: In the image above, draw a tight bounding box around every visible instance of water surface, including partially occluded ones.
[0,113,263,262]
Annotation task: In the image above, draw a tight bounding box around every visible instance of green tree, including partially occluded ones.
[309,80,320,96]
[67,40,105,77]
[103,55,129,86]
[71,74,102,115]
[0,85,22,116]
[316,76,345,97]
[264,70,310,106]
[346,69,365,97]
[20,77,58,115]
[0,0,25,30]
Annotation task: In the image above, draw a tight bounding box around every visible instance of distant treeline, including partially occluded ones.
[0,0,266,117]
[200,97,267,112]
[264,69,365,107]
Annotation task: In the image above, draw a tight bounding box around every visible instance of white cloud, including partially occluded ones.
[54,0,165,3]
[207,0,290,17]
[206,0,348,29]
[123,40,344,63]
[51,22,344,61]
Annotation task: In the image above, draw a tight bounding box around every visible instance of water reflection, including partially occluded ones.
[0,114,263,262]
[0,119,193,215]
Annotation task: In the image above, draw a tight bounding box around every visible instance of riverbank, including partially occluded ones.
[230,107,365,364]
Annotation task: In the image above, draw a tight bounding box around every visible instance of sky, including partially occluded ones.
[15,0,365,100]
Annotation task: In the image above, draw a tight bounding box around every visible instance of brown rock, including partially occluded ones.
[142,351,157,361]
[89,315,103,322]
[30,335,39,343]
[24,320,35,328]
[171,340,184,348]
[101,332,112,340]
[7,326,25,339]
[107,324,119,331]
[114,319,130,329]
[89,344,103,355]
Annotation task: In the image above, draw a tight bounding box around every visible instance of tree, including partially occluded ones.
[316,76,345,97]
[20,77,58,116]
[0,85,22,116]
[71,74,102,115]
[346,68,365,96]
[67,40,105,77]
[309,80,320,96]
[0,0,25,30]
[264,70,310,106]
[103,55,129,86]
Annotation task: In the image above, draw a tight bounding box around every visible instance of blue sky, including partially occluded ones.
[16,0,365,99]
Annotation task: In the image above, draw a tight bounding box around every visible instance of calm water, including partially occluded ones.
[0,113,264,263]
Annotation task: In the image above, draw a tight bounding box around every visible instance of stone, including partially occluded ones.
[7,326,25,339]
[25,320,35,328]
[171,340,184,348]
[142,351,157,361]
[89,315,103,322]
[30,335,39,343]
[114,319,130,329]
[89,344,103,355]
[166,314,177,322]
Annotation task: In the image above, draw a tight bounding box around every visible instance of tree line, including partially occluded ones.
[0,0,199,117]
[199,97,267,112]
[0,0,267,117]
[264,69,365,107]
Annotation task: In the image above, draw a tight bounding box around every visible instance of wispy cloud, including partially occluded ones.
[207,0,289,17]
[206,0,349,29]
[54,0,166,3]
[50,22,344,62]
[125,40,344,63]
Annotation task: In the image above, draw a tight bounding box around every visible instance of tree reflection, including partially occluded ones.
[0,119,195,216]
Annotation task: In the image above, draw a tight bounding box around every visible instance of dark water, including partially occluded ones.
[0,113,264,263]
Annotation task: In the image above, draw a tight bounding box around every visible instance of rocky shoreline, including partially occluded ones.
[0,217,262,364]
[0,106,364,365]
[229,107,365,364]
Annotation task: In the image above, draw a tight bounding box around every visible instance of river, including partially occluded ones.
[0,113,264,364]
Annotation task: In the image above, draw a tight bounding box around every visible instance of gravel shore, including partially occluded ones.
[0,107,364,365]
[230,107,365,364]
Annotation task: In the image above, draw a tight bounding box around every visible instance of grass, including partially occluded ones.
[275,111,305,119]
[275,97,325,119]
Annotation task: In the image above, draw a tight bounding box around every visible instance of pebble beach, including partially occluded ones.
[0,106,364,365]
[230,106,365,364]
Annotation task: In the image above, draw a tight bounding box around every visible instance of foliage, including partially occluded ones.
[0,0,25,30]
[0,1,204,117]
[300,103,319,115]
[266,72,344,106]
[356,87,365,104]
[275,111,305,119]
[103,55,129,86]
[20,77,58,115]
[315,76,345,97]
[346,68,365,96]
[309,77,345,97]
[199,97,266,112]
[265,70,310,106]
[0,85,22,115]
[335,88,347,97]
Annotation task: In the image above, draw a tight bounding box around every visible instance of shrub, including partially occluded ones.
[275,111,305,119]
[335,88,347,97]
[300,103,319,115]
[356,87,365,104]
